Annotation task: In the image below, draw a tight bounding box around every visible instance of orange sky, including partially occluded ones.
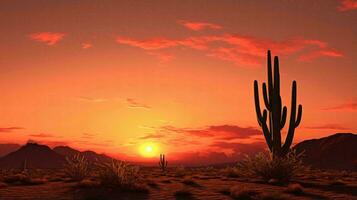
[0,0,356,162]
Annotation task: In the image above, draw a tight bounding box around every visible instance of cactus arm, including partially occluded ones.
[282,81,302,154]
[254,80,273,150]
[280,106,287,129]
[262,83,271,110]
[295,105,302,127]
[267,50,273,96]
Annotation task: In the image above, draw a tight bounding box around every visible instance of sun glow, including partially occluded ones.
[139,143,159,158]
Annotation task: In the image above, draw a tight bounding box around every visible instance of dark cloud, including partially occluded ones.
[28,133,54,138]
[304,124,350,130]
[323,101,357,111]
[0,127,24,133]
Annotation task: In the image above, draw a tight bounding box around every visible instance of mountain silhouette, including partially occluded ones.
[294,133,357,171]
[53,146,113,163]
[0,143,65,169]
[0,143,21,157]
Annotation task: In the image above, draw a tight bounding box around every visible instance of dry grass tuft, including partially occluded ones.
[182,177,200,187]
[96,160,148,193]
[285,183,304,195]
[174,187,193,199]
[230,185,258,200]
[175,166,186,178]
[221,166,240,178]
[64,154,90,181]
[237,151,303,182]
[3,172,46,186]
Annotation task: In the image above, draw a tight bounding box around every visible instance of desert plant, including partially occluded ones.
[237,151,303,182]
[64,154,90,181]
[159,154,168,172]
[96,160,143,191]
[230,185,258,200]
[254,50,302,158]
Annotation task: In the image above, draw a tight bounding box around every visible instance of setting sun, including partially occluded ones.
[139,143,159,158]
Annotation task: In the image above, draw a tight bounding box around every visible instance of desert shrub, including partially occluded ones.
[182,177,200,187]
[175,166,186,177]
[237,151,303,182]
[64,154,90,181]
[221,166,240,178]
[96,160,147,192]
[174,187,193,198]
[260,192,286,200]
[285,183,303,195]
[230,185,257,200]
[3,172,45,185]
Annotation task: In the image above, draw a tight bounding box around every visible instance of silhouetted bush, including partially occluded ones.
[96,160,147,193]
[237,151,303,182]
[64,154,90,181]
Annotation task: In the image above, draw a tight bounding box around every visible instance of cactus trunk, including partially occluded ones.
[159,154,168,171]
[254,50,302,158]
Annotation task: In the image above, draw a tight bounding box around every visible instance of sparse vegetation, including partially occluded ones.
[64,154,90,181]
[174,187,193,199]
[175,166,186,177]
[237,151,303,182]
[3,172,46,185]
[96,160,147,192]
[230,185,258,200]
[221,166,240,178]
[285,183,304,195]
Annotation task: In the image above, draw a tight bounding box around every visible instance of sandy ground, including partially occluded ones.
[0,168,356,200]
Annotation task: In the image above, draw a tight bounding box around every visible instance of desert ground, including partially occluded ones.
[0,167,356,200]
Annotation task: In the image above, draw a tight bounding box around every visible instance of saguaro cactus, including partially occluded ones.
[159,154,168,171]
[254,50,302,157]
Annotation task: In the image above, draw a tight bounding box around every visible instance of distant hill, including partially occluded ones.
[0,143,116,169]
[0,144,21,157]
[0,143,65,169]
[294,133,357,171]
[53,146,113,163]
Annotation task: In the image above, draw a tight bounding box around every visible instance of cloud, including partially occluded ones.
[0,127,24,133]
[81,133,96,139]
[81,42,93,49]
[178,20,222,31]
[298,49,343,61]
[147,51,175,63]
[116,33,343,66]
[138,134,164,140]
[304,124,350,130]
[323,100,357,111]
[126,98,151,109]
[338,0,357,11]
[29,32,66,45]
[159,124,261,139]
[28,133,54,138]
[77,96,108,103]
[170,141,266,165]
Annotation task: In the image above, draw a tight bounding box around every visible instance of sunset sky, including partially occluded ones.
[0,0,356,163]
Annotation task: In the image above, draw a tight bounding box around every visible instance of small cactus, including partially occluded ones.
[159,154,168,171]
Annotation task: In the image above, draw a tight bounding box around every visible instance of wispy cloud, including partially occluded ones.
[323,100,357,111]
[298,49,343,61]
[156,124,261,139]
[28,133,54,138]
[0,127,24,133]
[81,42,93,49]
[77,96,108,103]
[126,98,151,109]
[304,124,350,130]
[116,33,343,66]
[338,0,357,11]
[178,20,222,31]
[29,32,66,45]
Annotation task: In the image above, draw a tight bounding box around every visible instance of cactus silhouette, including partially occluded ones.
[159,154,168,171]
[254,50,302,157]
